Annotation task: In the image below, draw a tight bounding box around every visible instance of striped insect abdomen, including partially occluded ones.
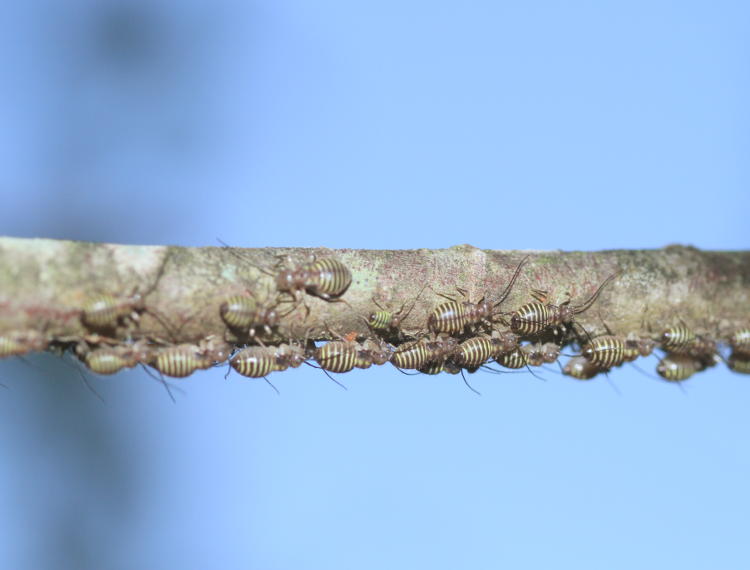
[81,294,131,330]
[496,348,528,369]
[510,302,551,336]
[314,341,359,373]
[656,354,700,382]
[219,295,258,329]
[453,336,495,369]
[582,336,626,369]
[660,325,696,353]
[309,258,352,299]
[231,347,278,378]
[154,345,204,378]
[563,356,602,380]
[84,348,131,375]
[391,340,430,370]
[428,301,467,335]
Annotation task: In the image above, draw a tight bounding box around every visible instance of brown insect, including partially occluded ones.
[0,329,49,358]
[656,354,703,382]
[509,273,617,337]
[427,256,528,335]
[219,292,282,339]
[563,356,604,380]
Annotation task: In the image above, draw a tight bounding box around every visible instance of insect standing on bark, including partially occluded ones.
[495,348,528,369]
[508,273,618,337]
[562,355,604,380]
[521,342,561,367]
[314,337,391,373]
[80,251,173,335]
[427,256,528,335]
[659,324,696,354]
[219,293,282,339]
[151,344,210,378]
[729,328,750,357]
[450,331,521,370]
[366,285,426,340]
[728,353,750,375]
[656,353,703,382]
[78,340,152,375]
[623,335,657,362]
[391,336,458,370]
[581,335,627,369]
[0,329,49,358]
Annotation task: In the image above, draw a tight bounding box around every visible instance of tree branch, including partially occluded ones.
[1,237,749,340]
[1,237,748,374]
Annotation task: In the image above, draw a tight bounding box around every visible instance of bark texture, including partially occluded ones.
[1,237,748,344]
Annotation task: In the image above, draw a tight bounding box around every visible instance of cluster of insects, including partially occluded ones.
[1,249,748,395]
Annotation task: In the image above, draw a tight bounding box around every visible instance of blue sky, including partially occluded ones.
[0,1,748,569]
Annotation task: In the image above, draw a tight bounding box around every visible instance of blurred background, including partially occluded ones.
[1,1,749,568]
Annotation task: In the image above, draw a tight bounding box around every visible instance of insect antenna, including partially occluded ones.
[493,255,530,308]
[216,238,275,277]
[304,361,348,390]
[263,377,281,396]
[139,364,178,403]
[572,273,618,315]
[459,369,482,396]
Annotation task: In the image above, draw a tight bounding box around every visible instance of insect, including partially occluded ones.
[563,356,604,380]
[231,346,283,378]
[274,343,309,370]
[451,332,520,370]
[729,328,750,357]
[495,348,528,369]
[271,255,352,303]
[581,335,627,369]
[451,336,497,369]
[219,294,280,337]
[0,329,49,358]
[521,342,561,367]
[151,344,209,378]
[655,354,703,382]
[427,256,528,335]
[79,252,173,334]
[313,338,389,373]
[77,339,152,375]
[509,273,618,337]
[728,353,750,375]
[418,361,461,375]
[366,285,426,339]
[197,336,234,365]
[623,335,657,362]
[659,324,696,354]
[391,336,458,370]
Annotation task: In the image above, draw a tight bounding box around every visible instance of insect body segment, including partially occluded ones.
[427,256,528,336]
[276,256,352,302]
[729,329,750,357]
[509,273,617,337]
[563,356,604,380]
[152,344,208,378]
[660,325,696,353]
[582,336,627,369]
[219,295,278,337]
[0,330,49,358]
[656,354,702,382]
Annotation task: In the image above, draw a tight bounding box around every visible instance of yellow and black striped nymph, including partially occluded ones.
[496,348,528,369]
[231,347,279,378]
[453,336,496,369]
[582,336,626,369]
[656,354,700,382]
[84,348,132,375]
[309,258,352,299]
[314,341,360,373]
[153,345,205,378]
[660,325,696,353]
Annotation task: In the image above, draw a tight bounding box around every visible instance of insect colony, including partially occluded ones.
[1,249,749,393]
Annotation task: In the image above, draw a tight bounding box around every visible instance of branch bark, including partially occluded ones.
[1,237,748,347]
